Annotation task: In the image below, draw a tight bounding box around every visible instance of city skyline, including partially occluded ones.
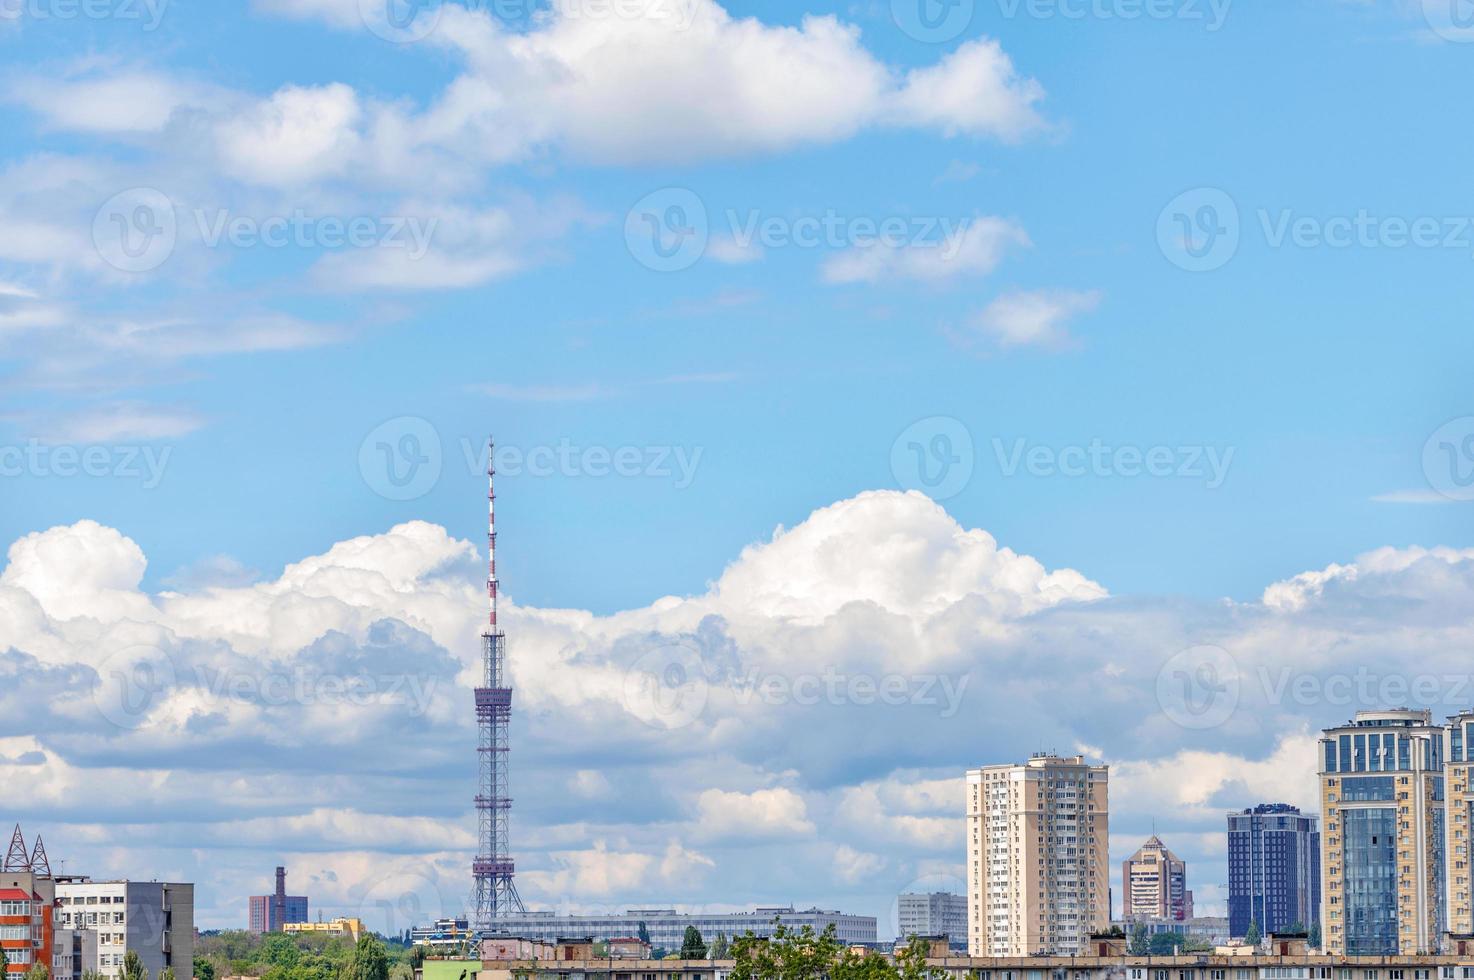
[3,0,1473,948]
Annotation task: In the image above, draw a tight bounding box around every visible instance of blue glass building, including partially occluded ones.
[1227,804,1319,938]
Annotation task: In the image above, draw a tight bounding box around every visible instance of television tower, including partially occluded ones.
[471,438,525,931]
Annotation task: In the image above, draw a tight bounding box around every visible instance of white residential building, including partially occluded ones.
[967,754,1110,957]
[54,880,193,980]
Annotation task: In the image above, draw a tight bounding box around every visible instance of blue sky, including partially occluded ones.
[3,0,1474,935]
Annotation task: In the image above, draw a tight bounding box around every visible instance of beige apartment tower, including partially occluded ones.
[1319,709,1445,956]
[1121,835,1189,921]
[966,753,1109,957]
[1445,710,1474,939]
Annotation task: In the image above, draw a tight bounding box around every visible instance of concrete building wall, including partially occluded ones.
[56,880,193,980]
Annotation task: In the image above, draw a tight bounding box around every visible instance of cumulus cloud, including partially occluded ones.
[254,0,1049,168]
[820,217,1029,285]
[966,288,1102,350]
[5,494,1474,928]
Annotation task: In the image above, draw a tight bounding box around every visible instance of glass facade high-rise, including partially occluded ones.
[1319,709,1446,956]
[1226,803,1319,939]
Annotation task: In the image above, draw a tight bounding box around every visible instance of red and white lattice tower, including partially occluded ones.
[471,438,524,931]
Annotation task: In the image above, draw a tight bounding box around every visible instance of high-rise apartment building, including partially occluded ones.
[897,892,967,945]
[1226,803,1320,938]
[1444,710,1474,938]
[966,753,1109,957]
[54,879,193,980]
[1121,836,1188,921]
[1319,709,1445,955]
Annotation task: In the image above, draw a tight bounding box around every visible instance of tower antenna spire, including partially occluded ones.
[472,436,525,931]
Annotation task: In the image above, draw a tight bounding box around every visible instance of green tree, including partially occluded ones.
[681,927,708,960]
[1245,920,1261,947]
[1127,924,1150,956]
[24,963,48,980]
[710,934,729,960]
[1308,922,1322,950]
[894,937,944,980]
[160,966,176,980]
[121,951,149,980]
[343,935,390,980]
[196,961,217,980]
[637,922,651,946]
[1287,921,1306,935]
[0,948,9,977]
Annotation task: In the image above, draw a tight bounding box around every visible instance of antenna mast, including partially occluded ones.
[471,438,525,931]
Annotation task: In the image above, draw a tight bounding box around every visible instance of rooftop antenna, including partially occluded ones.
[3,825,28,872]
[29,835,50,878]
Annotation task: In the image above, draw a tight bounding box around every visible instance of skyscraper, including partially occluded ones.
[1121,836,1189,921]
[1227,803,1320,938]
[1319,709,1445,955]
[1443,710,1474,937]
[966,753,1109,956]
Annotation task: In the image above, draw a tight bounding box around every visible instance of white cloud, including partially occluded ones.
[9,68,211,134]
[693,787,816,840]
[254,0,1050,168]
[833,844,885,884]
[967,288,1101,350]
[214,83,363,187]
[821,217,1029,285]
[7,497,1474,926]
[39,402,206,443]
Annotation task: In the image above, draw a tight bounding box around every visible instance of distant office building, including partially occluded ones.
[1319,709,1445,955]
[283,918,364,943]
[1226,803,1320,939]
[897,892,966,945]
[248,867,308,933]
[966,753,1110,956]
[1113,916,1229,947]
[482,907,876,948]
[1121,836,1189,921]
[54,879,193,980]
[411,917,472,947]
